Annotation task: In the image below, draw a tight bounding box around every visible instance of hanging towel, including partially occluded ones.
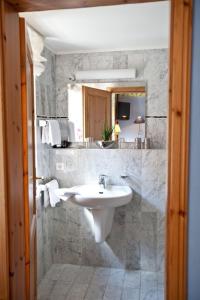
[68,121,75,142]
[42,124,50,144]
[59,119,69,141]
[43,188,50,208]
[48,120,61,146]
[46,179,60,207]
[36,183,50,208]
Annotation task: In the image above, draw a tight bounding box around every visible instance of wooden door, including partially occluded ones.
[19,18,36,300]
[83,86,111,140]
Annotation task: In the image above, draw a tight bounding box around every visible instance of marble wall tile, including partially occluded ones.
[140,229,157,271]
[156,214,166,272]
[36,47,56,117]
[140,212,157,272]
[128,51,146,79]
[143,49,169,116]
[141,150,167,213]
[125,239,141,270]
[146,118,167,149]
[52,236,82,265]
[141,150,159,182]
[113,52,128,69]
[82,52,114,71]
[37,149,167,282]
[37,203,53,283]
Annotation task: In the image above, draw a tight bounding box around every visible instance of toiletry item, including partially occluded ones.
[141,139,145,149]
[118,138,125,149]
[85,137,94,148]
[135,137,142,149]
[144,138,151,149]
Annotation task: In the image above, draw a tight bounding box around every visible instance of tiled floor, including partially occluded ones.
[38,264,164,300]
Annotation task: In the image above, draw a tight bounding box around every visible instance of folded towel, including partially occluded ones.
[46,179,60,207]
[48,120,61,146]
[55,188,80,202]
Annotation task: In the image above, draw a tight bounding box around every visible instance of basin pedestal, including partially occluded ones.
[86,207,115,243]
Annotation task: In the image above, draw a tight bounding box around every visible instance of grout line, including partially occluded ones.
[83,266,97,300]
[63,265,82,299]
[98,267,111,300]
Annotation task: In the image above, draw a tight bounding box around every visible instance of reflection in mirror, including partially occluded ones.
[67,83,146,144]
[113,91,146,142]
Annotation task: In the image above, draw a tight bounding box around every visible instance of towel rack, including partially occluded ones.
[36,115,68,119]
[37,115,69,127]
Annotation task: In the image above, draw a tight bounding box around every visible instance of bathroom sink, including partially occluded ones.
[56,184,132,243]
[56,184,132,208]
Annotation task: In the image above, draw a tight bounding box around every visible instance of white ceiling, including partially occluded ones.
[21,1,170,55]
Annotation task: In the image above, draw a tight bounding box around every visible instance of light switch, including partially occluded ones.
[56,162,64,171]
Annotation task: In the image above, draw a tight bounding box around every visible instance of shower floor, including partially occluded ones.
[38,264,164,300]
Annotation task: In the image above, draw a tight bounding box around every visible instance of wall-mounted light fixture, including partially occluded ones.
[69,68,136,81]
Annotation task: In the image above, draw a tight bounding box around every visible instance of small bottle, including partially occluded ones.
[144,138,151,149]
[135,137,142,149]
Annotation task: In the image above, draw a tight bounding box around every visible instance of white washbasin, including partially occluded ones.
[56,184,132,243]
[56,184,132,208]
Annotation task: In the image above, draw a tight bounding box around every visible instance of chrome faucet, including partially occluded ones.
[98,174,108,189]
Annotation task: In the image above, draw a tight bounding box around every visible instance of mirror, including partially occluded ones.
[67,82,146,144]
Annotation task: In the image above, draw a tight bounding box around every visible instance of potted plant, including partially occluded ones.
[96,124,115,149]
[102,124,113,141]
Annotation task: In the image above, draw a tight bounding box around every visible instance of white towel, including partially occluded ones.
[55,188,80,201]
[43,189,50,208]
[46,180,60,207]
[36,183,50,208]
[68,121,75,142]
[59,119,69,141]
[58,119,75,142]
[48,120,61,146]
[42,124,49,144]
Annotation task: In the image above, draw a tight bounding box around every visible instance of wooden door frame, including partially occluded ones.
[107,86,146,94]
[0,0,193,299]
[0,3,9,299]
